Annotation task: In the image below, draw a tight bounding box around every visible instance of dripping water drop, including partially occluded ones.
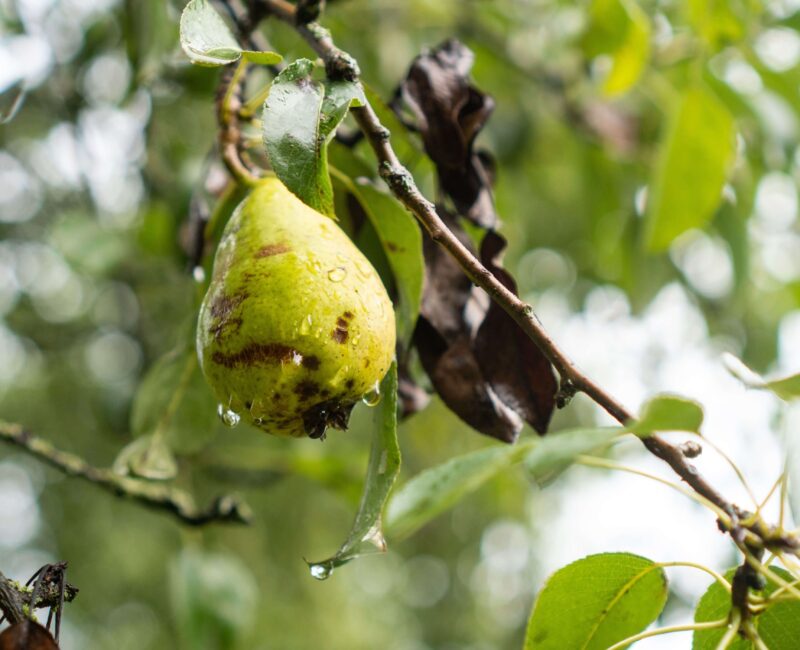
[217,404,241,427]
[361,382,381,407]
[309,562,333,580]
[327,266,347,282]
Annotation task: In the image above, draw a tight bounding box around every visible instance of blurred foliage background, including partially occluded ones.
[2,0,800,648]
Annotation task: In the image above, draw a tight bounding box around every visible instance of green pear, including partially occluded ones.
[197,177,396,438]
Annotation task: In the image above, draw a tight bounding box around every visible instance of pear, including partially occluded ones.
[196,177,396,438]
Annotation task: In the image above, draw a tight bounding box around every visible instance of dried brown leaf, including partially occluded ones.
[401,40,497,228]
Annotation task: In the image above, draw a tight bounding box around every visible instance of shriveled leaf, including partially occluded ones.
[423,332,525,442]
[525,553,668,650]
[0,620,59,650]
[628,394,704,437]
[112,434,178,481]
[694,567,800,649]
[474,231,557,434]
[386,442,526,538]
[306,364,401,578]
[263,61,362,217]
[400,40,497,227]
[341,177,423,348]
[646,85,736,250]
[417,214,474,340]
[525,427,623,485]
[179,0,280,67]
[0,79,25,124]
[130,345,220,454]
[414,216,522,442]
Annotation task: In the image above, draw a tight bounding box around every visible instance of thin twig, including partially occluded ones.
[0,568,78,626]
[0,421,252,526]
[256,0,800,555]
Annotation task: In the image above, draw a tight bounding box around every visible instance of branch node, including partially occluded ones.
[555,378,577,409]
[295,0,325,25]
[679,440,703,458]
[324,48,360,81]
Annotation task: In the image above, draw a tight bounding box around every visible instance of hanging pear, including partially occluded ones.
[197,177,396,439]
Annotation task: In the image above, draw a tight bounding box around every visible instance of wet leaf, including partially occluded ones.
[0,620,59,650]
[263,60,363,217]
[400,40,497,228]
[474,231,557,434]
[386,442,525,539]
[525,553,668,650]
[305,363,401,578]
[645,85,735,250]
[179,0,281,67]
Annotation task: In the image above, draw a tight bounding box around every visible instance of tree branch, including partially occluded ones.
[257,0,800,554]
[0,567,78,626]
[0,421,252,526]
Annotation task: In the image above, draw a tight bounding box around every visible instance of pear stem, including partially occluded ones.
[217,59,261,186]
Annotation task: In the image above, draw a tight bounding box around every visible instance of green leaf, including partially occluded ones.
[628,394,704,437]
[112,434,178,481]
[694,567,800,649]
[0,79,25,124]
[336,175,424,348]
[170,549,258,648]
[687,0,744,50]
[305,363,401,579]
[722,353,800,401]
[179,0,281,67]
[263,61,363,217]
[180,0,242,66]
[525,552,668,650]
[525,427,624,485]
[385,444,524,539]
[645,85,736,250]
[585,0,651,97]
[764,374,800,401]
[241,50,282,65]
[130,345,220,455]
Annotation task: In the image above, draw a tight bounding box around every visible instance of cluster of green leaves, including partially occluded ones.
[525,554,800,649]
